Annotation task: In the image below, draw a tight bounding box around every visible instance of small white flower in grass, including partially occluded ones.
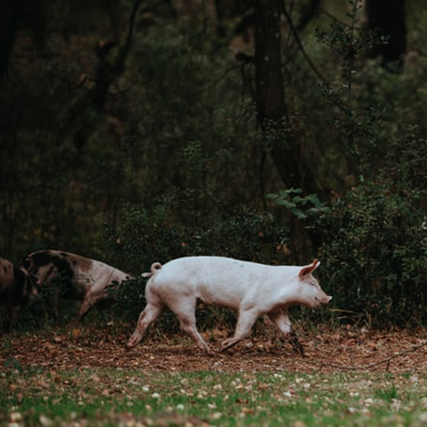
[142,385,150,392]
[177,404,185,411]
[151,392,160,399]
[10,413,22,422]
[39,414,53,427]
[197,389,208,398]
[391,399,401,412]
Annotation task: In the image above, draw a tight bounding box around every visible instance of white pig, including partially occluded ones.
[127,256,331,355]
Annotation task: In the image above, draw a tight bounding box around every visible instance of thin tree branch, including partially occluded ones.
[319,6,361,29]
[110,0,143,71]
[277,0,329,85]
[196,63,243,94]
[124,0,143,55]
[296,341,427,372]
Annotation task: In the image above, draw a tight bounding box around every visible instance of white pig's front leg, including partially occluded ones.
[221,308,259,352]
[268,309,304,355]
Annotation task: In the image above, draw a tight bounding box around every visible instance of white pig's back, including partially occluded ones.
[148,256,286,309]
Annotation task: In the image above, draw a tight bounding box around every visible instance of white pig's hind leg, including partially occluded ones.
[78,296,96,320]
[127,303,163,348]
[171,299,215,355]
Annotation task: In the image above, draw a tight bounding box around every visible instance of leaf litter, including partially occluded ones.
[1,325,427,373]
[2,325,427,426]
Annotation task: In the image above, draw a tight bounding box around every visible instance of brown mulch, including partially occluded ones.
[2,325,427,374]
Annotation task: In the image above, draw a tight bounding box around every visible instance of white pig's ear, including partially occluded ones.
[298,259,320,280]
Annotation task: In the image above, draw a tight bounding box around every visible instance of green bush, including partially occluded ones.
[304,5,427,327]
[318,174,427,327]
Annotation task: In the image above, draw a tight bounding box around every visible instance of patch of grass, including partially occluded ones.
[374,383,399,402]
[1,368,427,426]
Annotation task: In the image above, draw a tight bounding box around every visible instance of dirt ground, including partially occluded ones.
[2,325,427,374]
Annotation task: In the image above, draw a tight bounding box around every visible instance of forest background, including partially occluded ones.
[1,0,427,329]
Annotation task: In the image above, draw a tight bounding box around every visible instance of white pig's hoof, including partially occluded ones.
[205,347,216,357]
[220,339,235,352]
[127,334,141,349]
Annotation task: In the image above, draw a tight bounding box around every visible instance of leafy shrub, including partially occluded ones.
[304,4,427,327]
[318,175,427,327]
[267,188,331,221]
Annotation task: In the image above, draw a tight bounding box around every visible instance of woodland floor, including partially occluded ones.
[1,325,427,374]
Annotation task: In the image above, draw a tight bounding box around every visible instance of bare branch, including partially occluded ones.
[296,341,427,372]
[124,0,143,55]
[277,0,329,85]
[319,6,358,29]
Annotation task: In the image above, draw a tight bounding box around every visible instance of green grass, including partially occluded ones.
[1,367,427,426]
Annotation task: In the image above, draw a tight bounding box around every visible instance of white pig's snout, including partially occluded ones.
[315,295,332,306]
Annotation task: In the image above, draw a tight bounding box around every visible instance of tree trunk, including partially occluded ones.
[254,0,324,258]
[254,0,301,189]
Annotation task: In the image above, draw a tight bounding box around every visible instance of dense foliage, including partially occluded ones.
[2,0,427,328]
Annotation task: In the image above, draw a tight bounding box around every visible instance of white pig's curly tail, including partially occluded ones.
[142,262,162,278]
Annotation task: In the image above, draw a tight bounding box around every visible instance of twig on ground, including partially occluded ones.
[298,341,427,372]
